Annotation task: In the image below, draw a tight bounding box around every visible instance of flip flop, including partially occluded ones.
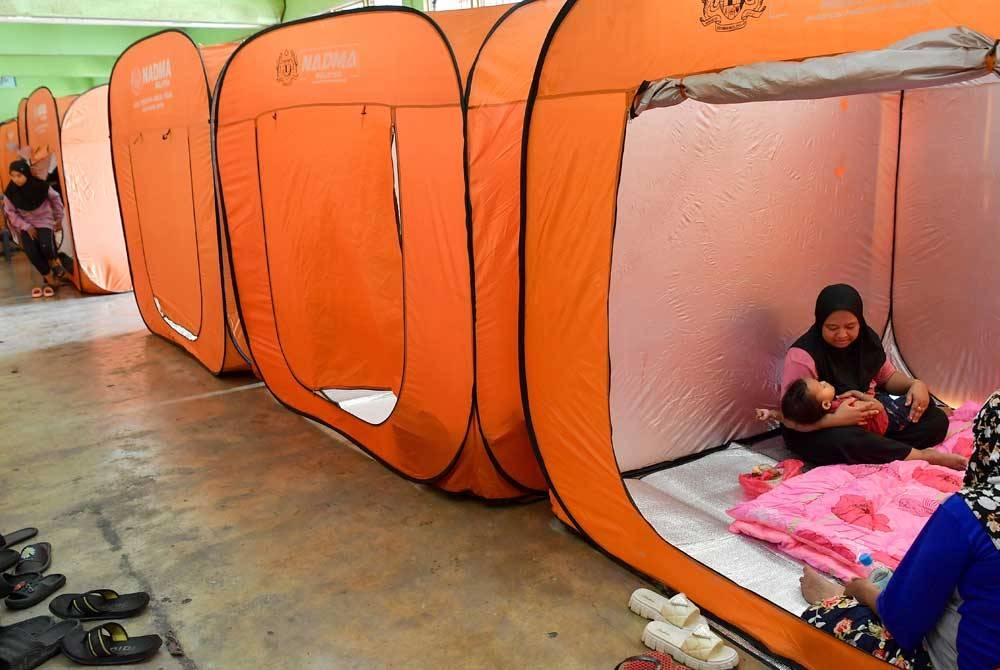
[0,529,38,551]
[11,543,51,576]
[629,589,708,629]
[50,590,150,621]
[642,621,739,670]
[30,287,42,298]
[61,622,162,666]
[42,286,55,298]
[0,619,81,670]
[6,574,66,610]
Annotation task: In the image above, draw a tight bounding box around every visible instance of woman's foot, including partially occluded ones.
[800,566,845,605]
[917,448,968,471]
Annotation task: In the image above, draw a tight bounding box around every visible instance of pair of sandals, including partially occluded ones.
[3,543,67,611]
[51,590,160,665]
[30,284,56,298]
[0,531,65,612]
[628,589,739,670]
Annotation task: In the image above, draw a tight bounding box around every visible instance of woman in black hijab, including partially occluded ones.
[780,284,964,468]
[3,160,64,296]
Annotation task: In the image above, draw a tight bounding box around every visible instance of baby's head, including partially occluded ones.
[781,378,836,425]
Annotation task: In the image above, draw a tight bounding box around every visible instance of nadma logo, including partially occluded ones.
[302,49,358,72]
[300,47,360,84]
[130,59,172,95]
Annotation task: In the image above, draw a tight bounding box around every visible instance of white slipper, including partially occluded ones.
[642,621,739,670]
[629,589,708,629]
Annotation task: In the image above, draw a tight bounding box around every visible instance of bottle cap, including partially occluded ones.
[858,553,873,566]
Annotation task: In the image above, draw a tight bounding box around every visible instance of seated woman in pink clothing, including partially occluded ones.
[3,160,65,297]
[777,284,965,469]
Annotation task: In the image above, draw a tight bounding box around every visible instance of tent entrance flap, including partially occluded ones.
[627,445,807,615]
[318,388,399,425]
[257,104,404,398]
[128,127,204,338]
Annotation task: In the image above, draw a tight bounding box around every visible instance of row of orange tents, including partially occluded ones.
[4,87,131,294]
[12,1,993,668]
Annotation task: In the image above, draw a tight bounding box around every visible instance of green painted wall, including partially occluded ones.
[0,77,101,123]
[0,25,255,120]
[283,0,424,21]
[0,0,437,122]
[0,1,282,25]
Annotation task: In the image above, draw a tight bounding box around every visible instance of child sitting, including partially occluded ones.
[761,378,911,435]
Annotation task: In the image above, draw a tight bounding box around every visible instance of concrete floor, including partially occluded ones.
[0,254,768,670]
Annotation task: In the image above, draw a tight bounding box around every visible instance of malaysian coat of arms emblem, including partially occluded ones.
[276,49,299,85]
[701,0,767,32]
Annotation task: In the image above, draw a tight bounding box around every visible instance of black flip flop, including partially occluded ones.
[0,528,38,551]
[6,573,66,610]
[50,590,150,621]
[0,550,18,573]
[0,619,81,670]
[61,623,161,666]
[12,543,51,576]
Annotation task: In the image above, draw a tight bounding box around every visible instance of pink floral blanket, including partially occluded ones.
[727,402,979,581]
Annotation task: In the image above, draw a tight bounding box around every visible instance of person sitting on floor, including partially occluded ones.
[778,283,965,470]
[798,390,1000,670]
[3,160,65,297]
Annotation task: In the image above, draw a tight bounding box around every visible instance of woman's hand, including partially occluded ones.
[838,390,874,403]
[907,379,931,422]
[25,226,37,240]
[839,392,885,416]
[831,399,880,427]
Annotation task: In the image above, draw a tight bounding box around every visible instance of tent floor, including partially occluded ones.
[627,444,810,616]
[0,255,770,670]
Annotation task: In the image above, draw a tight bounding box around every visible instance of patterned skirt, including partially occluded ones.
[801,596,932,669]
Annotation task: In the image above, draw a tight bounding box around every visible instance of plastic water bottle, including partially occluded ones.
[858,553,893,590]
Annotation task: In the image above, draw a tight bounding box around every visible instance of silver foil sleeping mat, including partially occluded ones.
[626,445,809,614]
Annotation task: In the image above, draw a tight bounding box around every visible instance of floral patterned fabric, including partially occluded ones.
[960,392,1000,550]
[801,596,932,669]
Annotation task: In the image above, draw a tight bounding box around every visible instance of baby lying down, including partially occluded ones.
[758,377,911,436]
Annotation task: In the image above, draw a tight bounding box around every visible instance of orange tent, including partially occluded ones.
[215,4,559,499]
[59,86,132,294]
[0,119,19,191]
[109,31,249,374]
[23,87,128,294]
[16,98,27,148]
[520,1,1000,668]
[24,86,88,290]
[56,95,78,123]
